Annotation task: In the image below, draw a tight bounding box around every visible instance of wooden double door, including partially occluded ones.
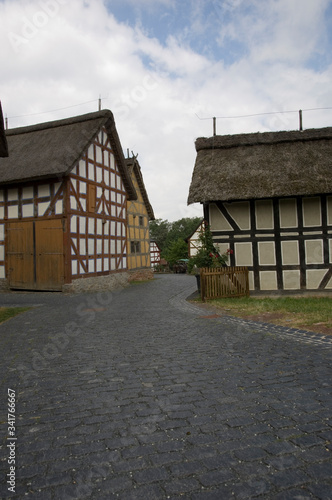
[7,220,64,291]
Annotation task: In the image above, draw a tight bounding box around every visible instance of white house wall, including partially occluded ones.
[187,221,206,257]
[0,127,129,286]
[150,241,161,267]
[68,127,127,280]
[207,196,332,291]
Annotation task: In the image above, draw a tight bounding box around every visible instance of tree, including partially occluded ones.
[163,238,188,268]
[149,217,202,256]
[149,219,171,250]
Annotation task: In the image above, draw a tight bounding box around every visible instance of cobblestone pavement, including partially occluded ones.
[1,274,332,499]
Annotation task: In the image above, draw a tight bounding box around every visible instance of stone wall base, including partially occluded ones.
[62,272,131,294]
[0,279,9,291]
[0,270,154,294]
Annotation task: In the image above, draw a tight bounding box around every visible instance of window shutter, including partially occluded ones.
[88,184,96,213]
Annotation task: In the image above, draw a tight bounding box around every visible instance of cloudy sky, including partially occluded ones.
[1,0,332,221]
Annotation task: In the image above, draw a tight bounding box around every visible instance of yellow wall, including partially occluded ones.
[127,172,151,270]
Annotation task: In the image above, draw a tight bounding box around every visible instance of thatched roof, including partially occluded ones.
[0,102,8,158]
[188,127,332,204]
[125,156,155,220]
[0,109,137,200]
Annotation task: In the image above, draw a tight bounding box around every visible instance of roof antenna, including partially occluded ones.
[98,95,102,111]
[299,109,303,131]
[213,116,216,136]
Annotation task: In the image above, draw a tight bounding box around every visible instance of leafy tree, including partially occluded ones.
[163,238,188,268]
[164,217,202,249]
[149,219,171,250]
[149,217,202,256]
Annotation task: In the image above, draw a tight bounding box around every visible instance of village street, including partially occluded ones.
[1,274,332,499]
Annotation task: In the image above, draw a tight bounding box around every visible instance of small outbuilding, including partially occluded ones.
[0,109,137,291]
[188,128,332,292]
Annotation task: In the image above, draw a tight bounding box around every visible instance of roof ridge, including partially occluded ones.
[6,109,113,136]
[188,126,332,204]
[0,109,137,201]
[195,127,332,151]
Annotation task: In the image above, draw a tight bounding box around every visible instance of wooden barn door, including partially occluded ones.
[35,220,64,290]
[7,220,64,291]
[7,222,35,290]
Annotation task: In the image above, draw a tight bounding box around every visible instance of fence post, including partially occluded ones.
[200,268,205,302]
[245,267,250,296]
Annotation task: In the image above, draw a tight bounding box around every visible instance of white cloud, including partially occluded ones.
[252,0,330,64]
[216,0,331,65]
[1,0,332,221]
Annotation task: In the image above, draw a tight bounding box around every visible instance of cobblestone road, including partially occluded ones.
[1,274,332,499]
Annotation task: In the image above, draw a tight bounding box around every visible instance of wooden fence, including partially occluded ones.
[200,266,249,301]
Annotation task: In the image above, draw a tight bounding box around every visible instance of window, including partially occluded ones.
[139,216,144,227]
[130,241,140,253]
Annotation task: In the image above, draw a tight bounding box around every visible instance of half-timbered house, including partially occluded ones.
[185,220,205,258]
[126,155,155,280]
[188,128,332,292]
[150,240,161,268]
[0,109,137,291]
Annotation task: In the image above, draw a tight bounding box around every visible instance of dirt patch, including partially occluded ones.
[226,310,332,336]
[192,301,332,336]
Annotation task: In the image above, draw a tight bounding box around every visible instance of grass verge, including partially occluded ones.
[205,296,332,335]
[0,307,30,324]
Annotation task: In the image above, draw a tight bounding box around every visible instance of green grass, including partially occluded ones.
[0,307,30,324]
[129,279,155,285]
[207,296,332,331]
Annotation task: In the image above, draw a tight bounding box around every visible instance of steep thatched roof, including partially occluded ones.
[188,127,332,204]
[125,156,155,220]
[0,109,137,200]
[0,102,8,158]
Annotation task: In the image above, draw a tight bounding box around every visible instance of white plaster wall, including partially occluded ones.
[235,242,253,266]
[279,198,297,228]
[305,240,324,265]
[210,203,232,231]
[283,270,301,290]
[258,241,276,266]
[281,241,299,266]
[255,200,273,229]
[8,206,19,219]
[22,186,33,199]
[8,188,18,201]
[22,204,34,218]
[303,197,321,227]
[260,271,278,290]
[224,201,250,230]
[306,270,327,289]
